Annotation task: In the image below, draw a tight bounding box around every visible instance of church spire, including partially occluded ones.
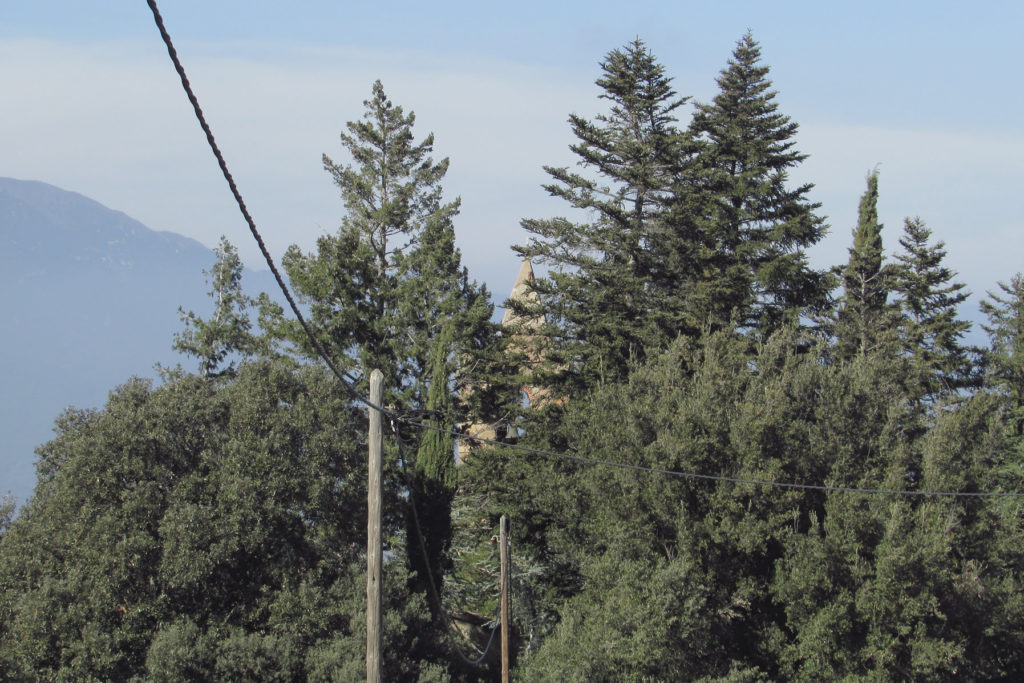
[502,259,543,327]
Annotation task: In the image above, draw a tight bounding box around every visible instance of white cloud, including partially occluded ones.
[3,38,1020,320]
[1,38,593,298]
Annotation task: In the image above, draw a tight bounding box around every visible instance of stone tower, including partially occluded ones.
[457,259,546,462]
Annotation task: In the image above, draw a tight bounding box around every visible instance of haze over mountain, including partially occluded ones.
[0,177,275,506]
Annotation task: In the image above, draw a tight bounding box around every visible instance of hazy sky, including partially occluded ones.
[3,1,1022,326]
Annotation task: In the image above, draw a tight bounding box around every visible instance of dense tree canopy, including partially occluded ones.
[0,364,440,680]
[2,33,1022,682]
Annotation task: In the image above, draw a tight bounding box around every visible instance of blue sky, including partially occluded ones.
[3,1,1022,323]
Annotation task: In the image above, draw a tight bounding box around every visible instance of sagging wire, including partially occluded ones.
[145,0,390,418]
[403,416,1024,499]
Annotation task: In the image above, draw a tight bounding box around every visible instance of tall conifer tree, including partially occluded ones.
[174,237,260,378]
[282,81,497,630]
[891,217,977,401]
[981,274,1024,436]
[515,39,689,393]
[688,32,828,336]
[835,170,897,359]
[284,80,495,411]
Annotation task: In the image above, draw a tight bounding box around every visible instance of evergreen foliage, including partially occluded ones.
[514,39,690,393]
[477,331,1024,679]
[687,32,829,337]
[0,497,13,541]
[0,366,438,680]
[283,79,493,400]
[2,34,1022,682]
[281,80,498,641]
[982,274,1024,437]
[834,169,898,360]
[892,217,978,401]
[173,237,262,378]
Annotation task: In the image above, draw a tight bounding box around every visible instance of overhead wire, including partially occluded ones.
[146,0,1024,505]
[145,0,391,418]
[462,615,501,666]
[401,416,1024,499]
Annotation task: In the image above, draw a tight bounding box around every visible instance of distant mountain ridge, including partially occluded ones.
[0,177,272,506]
[1,177,212,276]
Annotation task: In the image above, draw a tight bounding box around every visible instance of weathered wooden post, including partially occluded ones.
[366,369,384,683]
[500,514,510,683]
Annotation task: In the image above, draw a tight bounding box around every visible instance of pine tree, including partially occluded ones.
[834,170,897,360]
[981,274,1024,436]
[892,217,977,401]
[282,81,497,638]
[285,81,456,382]
[283,80,496,416]
[514,39,690,393]
[174,237,259,378]
[688,32,828,337]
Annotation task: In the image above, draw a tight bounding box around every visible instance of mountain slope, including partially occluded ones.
[0,177,268,506]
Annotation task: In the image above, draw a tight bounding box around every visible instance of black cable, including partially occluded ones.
[461,613,501,666]
[401,416,1024,499]
[145,0,392,417]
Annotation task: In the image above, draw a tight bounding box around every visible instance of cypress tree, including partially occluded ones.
[834,170,898,360]
[688,32,829,337]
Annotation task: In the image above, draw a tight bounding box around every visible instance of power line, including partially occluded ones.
[145,0,392,418]
[400,416,1024,499]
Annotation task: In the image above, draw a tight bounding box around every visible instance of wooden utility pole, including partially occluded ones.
[366,370,384,683]
[499,514,510,683]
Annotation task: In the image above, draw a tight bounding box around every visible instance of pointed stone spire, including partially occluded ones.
[458,260,551,464]
[502,259,542,327]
